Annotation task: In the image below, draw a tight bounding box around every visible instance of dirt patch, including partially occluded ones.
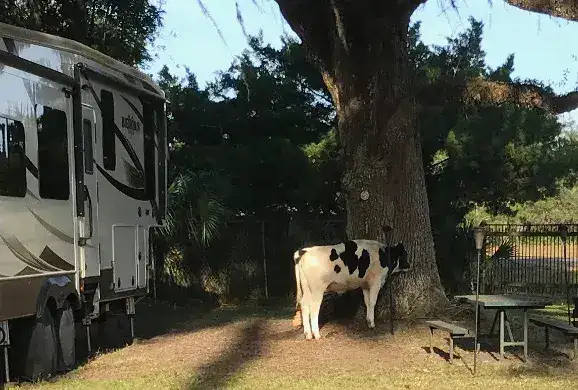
[18,300,578,389]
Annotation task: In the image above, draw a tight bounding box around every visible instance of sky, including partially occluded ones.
[143,0,578,126]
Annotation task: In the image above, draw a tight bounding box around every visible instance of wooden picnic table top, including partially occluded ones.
[453,294,553,309]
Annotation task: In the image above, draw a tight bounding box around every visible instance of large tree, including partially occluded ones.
[199,0,578,316]
[264,1,578,317]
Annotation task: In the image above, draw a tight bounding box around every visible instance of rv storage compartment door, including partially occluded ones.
[112,225,138,292]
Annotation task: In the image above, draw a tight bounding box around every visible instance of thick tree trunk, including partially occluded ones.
[325,15,447,319]
[275,0,448,319]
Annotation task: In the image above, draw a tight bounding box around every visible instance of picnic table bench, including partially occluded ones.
[425,320,473,364]
[454,294,552,362]
[529,315,578,359]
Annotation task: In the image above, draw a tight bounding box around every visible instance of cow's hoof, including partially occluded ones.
[305,333,313,340]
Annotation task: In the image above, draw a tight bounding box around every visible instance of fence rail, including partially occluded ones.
[480,223,578,298]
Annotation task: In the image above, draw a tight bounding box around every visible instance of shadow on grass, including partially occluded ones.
[187,318,266,389]
[133,297,294,342]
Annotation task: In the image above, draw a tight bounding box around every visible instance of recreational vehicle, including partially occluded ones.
[0,22,167,382]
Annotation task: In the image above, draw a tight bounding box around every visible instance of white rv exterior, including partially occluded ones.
[0,22,167,382]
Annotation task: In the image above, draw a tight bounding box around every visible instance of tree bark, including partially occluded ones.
[276,1,448,318]
[505,0,578,22]
[334,28,446,319]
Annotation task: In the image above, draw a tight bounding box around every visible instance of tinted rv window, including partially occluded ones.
[37,105,70,200]
[83,119,94,174]
[0,117,26,198]
[142,100,156,200]
[101,89,116,171]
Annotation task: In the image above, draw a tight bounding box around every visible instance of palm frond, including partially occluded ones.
[160,170,230,250]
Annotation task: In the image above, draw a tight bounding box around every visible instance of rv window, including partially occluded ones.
[37,106,70,200]
[0,117,26,198]
[142,100,156,200]
[83,119,94,174]
[101,89,116,171]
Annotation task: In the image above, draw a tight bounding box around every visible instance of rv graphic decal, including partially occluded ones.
[24,156,38,179]
[26,189,39,200]
[95,163,148,200]
[2,37,16,55]
[123,158,145,188]
[38,245,74,271]
[0,234,72,274]
[121,96,143,123]
[26,205,76,245]
[15,266,36,276]
[121,115,140,136]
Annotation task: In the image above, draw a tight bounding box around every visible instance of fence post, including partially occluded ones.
[560,224,570,324]
[261,220,269,299]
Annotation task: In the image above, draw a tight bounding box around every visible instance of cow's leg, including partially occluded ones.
[300,293,313,340]
[362,288,372,328]
[366,285,381,329]
[310,290,325,340]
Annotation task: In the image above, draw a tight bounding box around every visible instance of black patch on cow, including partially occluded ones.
[334,265,341,274]
[379,246,396,270]
[379,243,409,271]
[329,249,339,261]
[294,249,307,264]
[357,249,370,278]
[378,247,388,268]
[339,240,359,275]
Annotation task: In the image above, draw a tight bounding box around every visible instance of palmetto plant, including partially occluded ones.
[440,219,515,294]
[161,170,230,250]
[157,169,231,289]
[458,220,515,293]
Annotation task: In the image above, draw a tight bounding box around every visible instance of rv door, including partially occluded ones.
[79,105,100,278]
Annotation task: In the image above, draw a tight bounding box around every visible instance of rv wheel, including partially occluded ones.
[21,306,58,381]
[55,300,76,372]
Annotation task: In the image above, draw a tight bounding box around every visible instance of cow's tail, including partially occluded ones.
[293,250,303,310]
[291,249,306,328]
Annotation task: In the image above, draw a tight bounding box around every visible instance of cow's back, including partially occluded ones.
[296,239,385,292]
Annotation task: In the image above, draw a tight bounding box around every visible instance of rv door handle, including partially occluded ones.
[84,185,94,238]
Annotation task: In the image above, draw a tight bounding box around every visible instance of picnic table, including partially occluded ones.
[454,294,552,362]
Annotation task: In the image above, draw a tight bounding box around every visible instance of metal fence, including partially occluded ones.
[480,224,578,298]
[158,218,347,303]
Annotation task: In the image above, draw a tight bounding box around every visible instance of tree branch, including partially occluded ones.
[419,78,578,114]
[274,0,335,74]
[505,0,578,22]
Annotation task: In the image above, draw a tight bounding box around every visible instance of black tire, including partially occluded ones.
[23,306,58,381]
[55,300,76,372]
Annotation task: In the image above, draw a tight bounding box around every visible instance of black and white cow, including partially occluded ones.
[292,239,410,340]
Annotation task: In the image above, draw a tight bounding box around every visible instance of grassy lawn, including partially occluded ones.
[9,297,578,389]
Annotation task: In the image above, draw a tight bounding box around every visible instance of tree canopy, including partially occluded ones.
[159,18,578,256]
[0,0,164,65]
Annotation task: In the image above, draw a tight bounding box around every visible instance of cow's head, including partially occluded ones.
[380,242,410,274]
[392,243,410,273]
